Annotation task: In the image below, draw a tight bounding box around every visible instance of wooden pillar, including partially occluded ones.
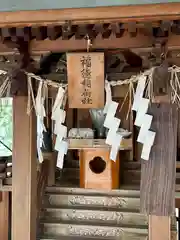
[10,39,37,240]
[0,191,9,240]
[140,67,177,240]
[12,96,37,240]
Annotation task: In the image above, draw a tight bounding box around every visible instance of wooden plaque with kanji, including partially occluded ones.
[67,52,104,108]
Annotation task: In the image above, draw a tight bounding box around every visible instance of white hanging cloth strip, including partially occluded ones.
[52,87,68,169]
[103,81,122,161]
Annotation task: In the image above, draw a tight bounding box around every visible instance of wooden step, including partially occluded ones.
[123,170,180,185]
[56,167,180,186]
[123,161,180,170]
[122,161,141,170]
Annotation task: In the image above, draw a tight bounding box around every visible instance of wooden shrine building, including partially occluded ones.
[1,1,180,240]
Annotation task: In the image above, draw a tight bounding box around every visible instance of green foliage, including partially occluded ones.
[0,98,12,156]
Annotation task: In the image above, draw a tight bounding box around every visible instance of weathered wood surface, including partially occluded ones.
[12,96,37,240]
[43,152,56,186]
[67,52,104,109]
[37,159,49,220]
[140,103,177,216]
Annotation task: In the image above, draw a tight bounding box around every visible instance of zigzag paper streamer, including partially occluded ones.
[52,87,68,169]
[103,82,122,161]
[132,76,156,161]
[36,81,47,163]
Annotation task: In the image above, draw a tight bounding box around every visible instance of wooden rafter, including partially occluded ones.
[0,20,180,42]
[0,20,180,55]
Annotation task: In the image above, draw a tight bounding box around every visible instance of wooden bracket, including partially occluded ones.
[10,70,28,96]
[149,40,172,103]
[150,40,168,66]
[151,38,170,103]
[152,62,170,103]
[9,38,35,96]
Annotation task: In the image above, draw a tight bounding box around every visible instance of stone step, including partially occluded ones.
[46,186,140,197]
[39,221,148,239]
[39,236,129,240]
[42,207,148,227]
[44,193,140,211]
[39,230,177,240]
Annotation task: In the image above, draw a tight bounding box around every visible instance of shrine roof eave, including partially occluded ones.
[0,1,179,12]
[0,2,180,28]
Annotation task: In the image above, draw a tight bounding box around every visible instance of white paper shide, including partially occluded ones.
[103,81,122,161]
[132,75,156,160]
[52,87,68,169]
[36,81,47,163]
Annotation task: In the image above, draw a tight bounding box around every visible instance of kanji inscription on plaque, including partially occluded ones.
[67,52,104,108]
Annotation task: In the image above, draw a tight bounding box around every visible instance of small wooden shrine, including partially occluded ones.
[0,1,180,240]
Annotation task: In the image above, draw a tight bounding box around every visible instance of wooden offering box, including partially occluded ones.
[67,138,132,190]
[79,148,119,190]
